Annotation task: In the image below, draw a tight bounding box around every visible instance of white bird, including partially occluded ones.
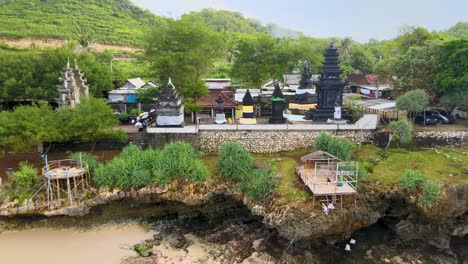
[350,239,356,244]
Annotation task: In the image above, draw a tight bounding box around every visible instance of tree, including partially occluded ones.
[146,17,224,100]
[5,104,66,153]
[397,26,436,52]
[386,120,413,149]
[394,42,441,99]
[349,45,377,74]
[338,37,354,64]
[231,34,292,88]
[69,97,126,151]
[434,38,468,97]
[137,87,160,104]
[396,89,430,121]
[440,92,468,113]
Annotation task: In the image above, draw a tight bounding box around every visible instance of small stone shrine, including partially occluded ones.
[215,94,227,124]
[269,82,286,124]
[239,89,257,124]
[155,78,185,127]
[295,61,316,104]
[305,42,349,122]
[57,58,89,107]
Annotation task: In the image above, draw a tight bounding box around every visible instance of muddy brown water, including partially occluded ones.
[0,223,153,264]
[0,150,120,182]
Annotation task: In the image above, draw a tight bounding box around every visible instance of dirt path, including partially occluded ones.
[0,37,142,53]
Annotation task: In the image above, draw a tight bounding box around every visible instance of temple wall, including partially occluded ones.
[198,130,375,153]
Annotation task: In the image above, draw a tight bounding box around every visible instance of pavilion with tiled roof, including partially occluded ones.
[196,90,237,120]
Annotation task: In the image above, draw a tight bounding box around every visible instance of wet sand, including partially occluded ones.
[0,223,154,264]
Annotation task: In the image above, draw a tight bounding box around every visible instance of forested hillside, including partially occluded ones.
[443,21,468,38]
[0,0,166,46]
[184,9,303,38]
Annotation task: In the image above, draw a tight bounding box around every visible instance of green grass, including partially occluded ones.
[368,148,468,187]
[0,0,166,47]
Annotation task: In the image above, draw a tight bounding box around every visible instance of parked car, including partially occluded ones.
[452,107,467,119]
[413,114,438,126]
[417,109,455,124]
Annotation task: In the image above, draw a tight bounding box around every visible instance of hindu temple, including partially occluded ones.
[57,58,89,107]
[269,82,286,124]
[305,42,348,122]
[155,78,185,127]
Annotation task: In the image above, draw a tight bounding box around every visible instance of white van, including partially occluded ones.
[452,107,467,119]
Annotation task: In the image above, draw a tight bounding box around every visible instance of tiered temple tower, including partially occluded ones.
[305,42,347,121]
[269,82,286,124]
[155,78,185,127]
[239,89,257,124]
[57,58,89,107]
[295,61,316,105]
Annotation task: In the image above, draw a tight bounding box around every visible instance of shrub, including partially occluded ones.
[118,112,131,124]
[93,142,209,190]
[314,133,354,161]
[237,167,276,200]
[70,152,100,175]
[130,108,142,116]
[4,162,42,202]
[400,169,427,192]
[388,120,413,146]
[418,180,441,209]
[217,142,253,181]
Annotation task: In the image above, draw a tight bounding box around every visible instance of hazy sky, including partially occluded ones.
[131,0,467,42]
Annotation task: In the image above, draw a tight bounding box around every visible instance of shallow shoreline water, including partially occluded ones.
[0,222,154,264]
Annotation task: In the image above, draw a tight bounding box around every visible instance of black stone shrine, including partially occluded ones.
[305,42,349,122]
[269,82,286,124]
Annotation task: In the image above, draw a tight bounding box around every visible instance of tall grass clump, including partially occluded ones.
[1,162,42,203]
[237,167,276,200]
[418,180,441,209]
[217,142,276,200]
[70,152,100,175]
[400,169,427,192]
[314,133,354,161]
[217,142,253,181]
[92,142,209,190]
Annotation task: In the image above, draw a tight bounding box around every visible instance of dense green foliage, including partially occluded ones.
[70,152,100,175]
[314,133,354,161]
[217,142,254,181]
[93,142,208,190]
[146,17,224,106]
[400,169,427,192]
[0,162,42,202]
[442,22,468,38]
[434,38,468,97]
[0,0,166,46]
[0,46,113,100]
[396,89,430,119]
[184,9,302,38]
[237,167,276,200]
[388,120,413,146]
[418,180,441,209]
[399,169,441,209]
[0,97,125,153]
[217,142,276,200]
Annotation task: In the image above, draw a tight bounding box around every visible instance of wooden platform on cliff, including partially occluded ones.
[295,151,358,209]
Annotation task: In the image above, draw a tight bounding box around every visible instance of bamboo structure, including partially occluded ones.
[296,151,358,210]
[42,154,91,209]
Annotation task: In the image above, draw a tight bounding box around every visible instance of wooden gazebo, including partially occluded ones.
[296,151,358,210]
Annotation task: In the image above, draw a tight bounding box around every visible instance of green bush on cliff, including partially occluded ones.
[93,142,209,189]
[217,142,253,181]
[400,169,427,192]
[2,162,42,202]
[418,180,441,209]
[70,152,100,175]
[237,167,276,200]
[314,133,354,161]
